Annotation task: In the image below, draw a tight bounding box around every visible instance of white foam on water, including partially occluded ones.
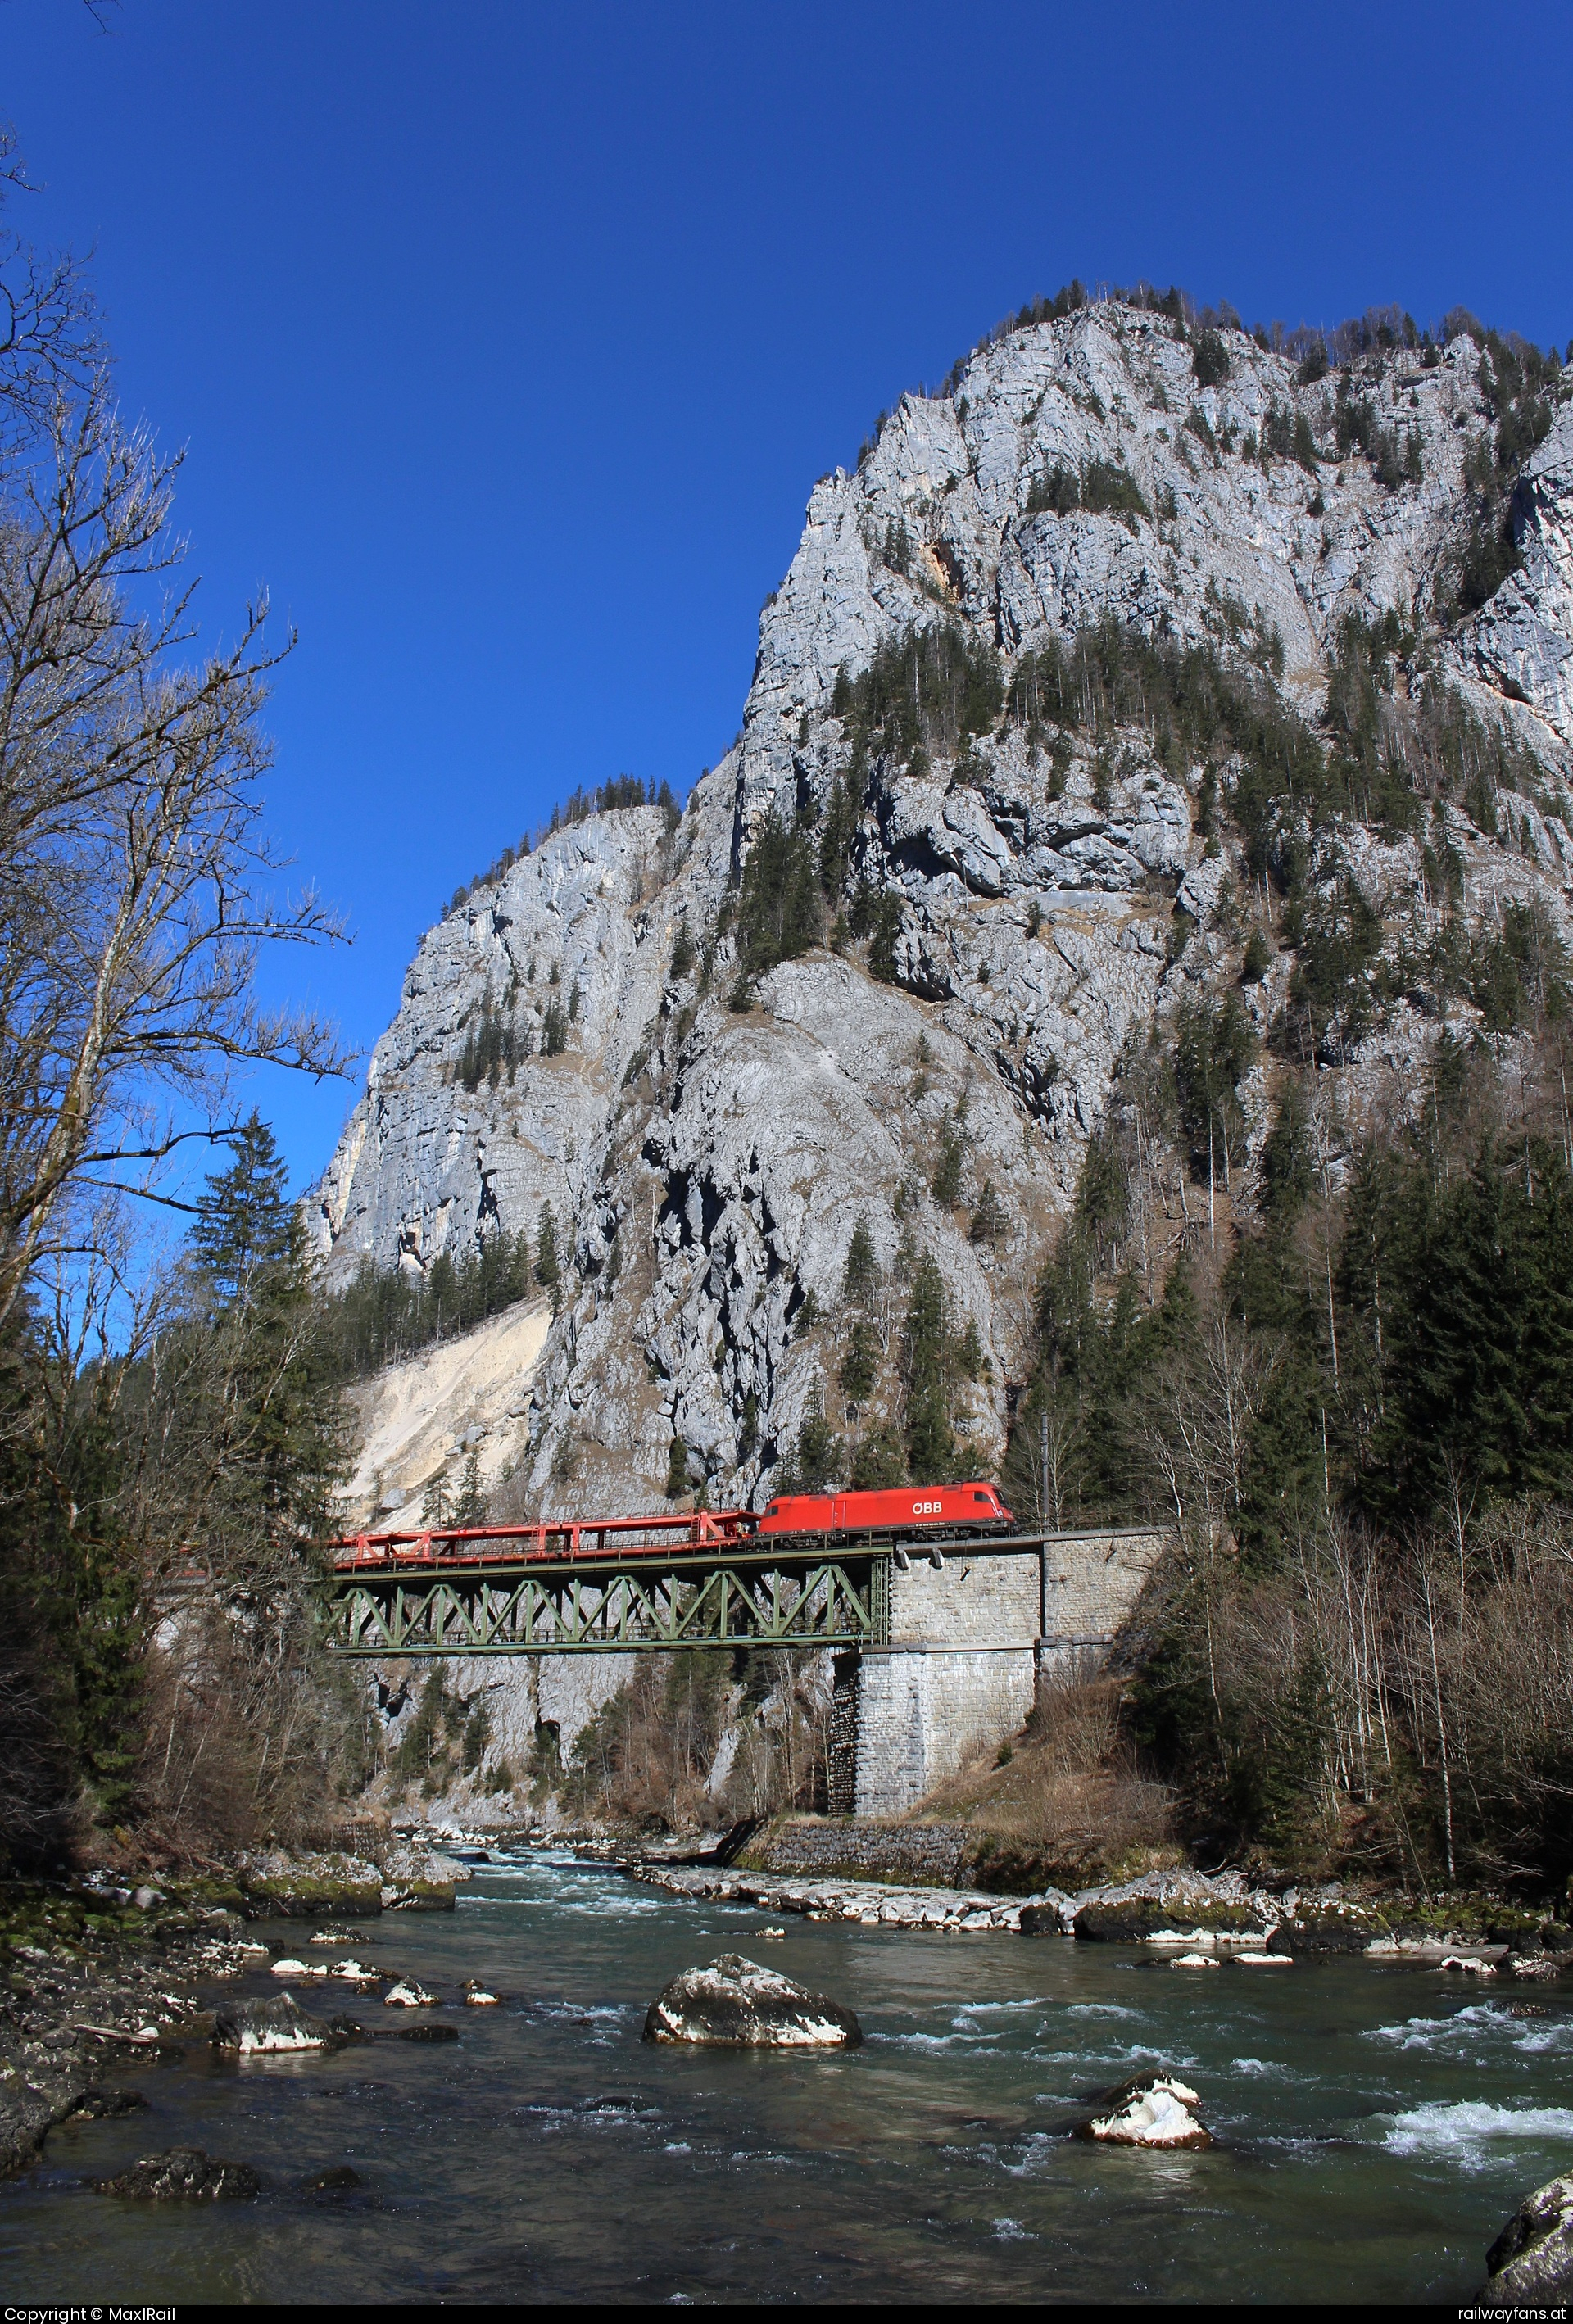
[1231,2056,1296,2079]
[1036,2041,1200,2075]
[1366,2001,1573,2059]
[867,2030,1002,2054]
[991,2218,1035,2240]
[1065,2003,1140,2021]
[1375,2099,1573,2169]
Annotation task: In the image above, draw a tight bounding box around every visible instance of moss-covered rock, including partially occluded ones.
[233,1852,382,1920]
[1267,1904,1390,1954]
[374,1845,472,1912]
[381,1880,456,1912]
[1072,1896,1272,1943]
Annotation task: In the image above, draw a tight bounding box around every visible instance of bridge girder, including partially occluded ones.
[325,1551,891,1656]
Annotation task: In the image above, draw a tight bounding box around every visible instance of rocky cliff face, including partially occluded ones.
[311,300,1573,1521]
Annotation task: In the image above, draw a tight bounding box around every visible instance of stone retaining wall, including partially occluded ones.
[736,1818,977,1888]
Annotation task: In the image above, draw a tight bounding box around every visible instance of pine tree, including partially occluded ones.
[840,1316,878,1404]
[903,1253,953,1481]
[452,1449,488,1527]
[969,1179,1008,1244]
[535,1203,561,1311]
[842,1216,877,1306]
[792,1387,842,1489]
[192,1112,346,1541]
[191,1111,294,1308]
[421,1468,454,1527]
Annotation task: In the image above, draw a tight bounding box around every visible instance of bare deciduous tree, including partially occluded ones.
[0,174,348,1329]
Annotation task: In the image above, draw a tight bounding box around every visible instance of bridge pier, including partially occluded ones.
[836,1528,1165,1818]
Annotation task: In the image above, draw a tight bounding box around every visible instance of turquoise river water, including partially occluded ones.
[2,1846,1571,2304]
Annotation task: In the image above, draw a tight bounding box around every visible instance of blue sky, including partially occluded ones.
[6,0,1571,1198]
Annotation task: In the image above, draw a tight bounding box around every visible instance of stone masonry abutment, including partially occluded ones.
[829,1527,1167,1816]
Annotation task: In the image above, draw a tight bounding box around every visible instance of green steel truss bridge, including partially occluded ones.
[324,1511,896,1656]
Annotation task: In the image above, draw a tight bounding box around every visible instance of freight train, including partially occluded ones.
[329,1479,1014,1573]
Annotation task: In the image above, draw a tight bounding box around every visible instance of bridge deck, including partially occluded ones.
[320,1519,1145,1658]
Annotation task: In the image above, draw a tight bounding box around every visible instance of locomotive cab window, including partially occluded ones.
[972,1491,990,1502]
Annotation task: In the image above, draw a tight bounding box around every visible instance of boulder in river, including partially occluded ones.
[1266,1904,1389,1955]
[1073,2074,1212,2150]
[1485,2172,1573,2298]
[1019,1900,1071,1937]
[1072,1896,1270,1944]
[297,2164,363,2192]
[383,1980,439,2007]
[378,1842,473,1911]
[643,1954,862,2048]
[235,1848,383,1919]
[212,1993,338,2054]
[96,2145,260,2199]
[70,2086,147,2118]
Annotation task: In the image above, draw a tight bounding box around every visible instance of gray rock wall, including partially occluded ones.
[312,303,1573,1533]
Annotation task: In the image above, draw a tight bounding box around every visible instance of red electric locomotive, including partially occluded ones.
[755,1479,1013,1537]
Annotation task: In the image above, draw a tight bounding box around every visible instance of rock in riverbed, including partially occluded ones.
[298,2164,363,2193]
[1073,2074,1212,2150]
[644,1954,862,2048]
[96,2145,259,2199]
[1485,2172,1573,2297]
[212,1994,338,2054]
[378,1843,473,1912]
[70,2087,147,2118]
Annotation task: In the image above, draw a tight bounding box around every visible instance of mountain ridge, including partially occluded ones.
[309,292,1573,1522]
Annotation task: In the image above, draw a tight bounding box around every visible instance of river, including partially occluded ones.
[2,1846,1568,2304]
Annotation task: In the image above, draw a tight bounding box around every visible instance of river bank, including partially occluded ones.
[0,1883,262,2177]
[3,1842,1570,2304]
[0,1837,476,2182]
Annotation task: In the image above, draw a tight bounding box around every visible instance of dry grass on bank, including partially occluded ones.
[909,1674,1178,1887]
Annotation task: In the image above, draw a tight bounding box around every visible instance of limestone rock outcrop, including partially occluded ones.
[309,301,1573,1554]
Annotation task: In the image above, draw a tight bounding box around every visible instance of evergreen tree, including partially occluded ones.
[903,1253,954,1480]
[932,1128,966,1209]
[1377,1143,1573,1509]
[452,1449,488,1527]
[191,1114,346,1541]
[969,1178,1008,1244]
[791,1387,842,1490]
[850,1425,906,1488]
[841,1216,878,1306]
[421,1468,454,1527]
[191,1112,294,1308]
[839,1316,879,1404]
[535,1203,561,1311]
